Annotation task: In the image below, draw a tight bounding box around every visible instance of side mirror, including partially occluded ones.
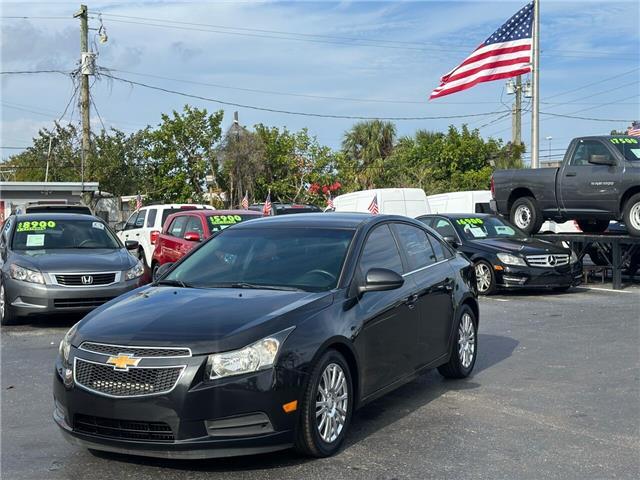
[588,155,615,166]
[358,268,404,295]
[114,222,125,232]
[443,235,460,248]
[125,240,139,250]
[154,262,174,281]
[183,231,201,242]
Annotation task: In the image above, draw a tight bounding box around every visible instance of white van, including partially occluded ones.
[427,190,492,214]
[333,188,430,218]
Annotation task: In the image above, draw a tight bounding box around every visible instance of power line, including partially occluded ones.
[0,69,73,75]
[543,67,640,101]
[100,72,507,121]
[0,16,72,20]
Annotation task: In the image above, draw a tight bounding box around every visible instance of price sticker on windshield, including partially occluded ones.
[16,220,56,232]
[208,215,243,225]
[610,138,638,144]
[456,218,484,226]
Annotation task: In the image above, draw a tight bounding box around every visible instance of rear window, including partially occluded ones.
[161,208,184,226]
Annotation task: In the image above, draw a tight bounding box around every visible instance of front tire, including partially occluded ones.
[576,219,609,233]
[438,305,478,379]
[623,193,640,237]
[474,260,496,295]
[510,196,543,235]
[295,350,353,458]
[0,282,18,326]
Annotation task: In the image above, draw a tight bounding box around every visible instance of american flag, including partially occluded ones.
[627,121,640,137]
[326,193,334,210]
[135,193,142,211]
[368,194,379,215]
[430,2,534,100]
[262,191,272,216]
[241,192,249,210]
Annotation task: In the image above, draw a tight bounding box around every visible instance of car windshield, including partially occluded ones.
[455,216,526,240]
[610,137,640,161]
[206,214,259,233]
[164,227,355,292]
[11,219,120,250]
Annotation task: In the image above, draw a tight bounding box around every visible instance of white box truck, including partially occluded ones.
[427,190,492,214]
[333,188,430,217]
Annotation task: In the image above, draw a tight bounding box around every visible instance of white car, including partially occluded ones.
[117,204,213,268]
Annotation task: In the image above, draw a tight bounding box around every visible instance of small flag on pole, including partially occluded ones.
[627,121,640,137]
[135,193,142,211]
[326,193,334,210]
[368,194,379,215]
[430,1,534,100]
[241,192,249,210]
[262,191,272,216]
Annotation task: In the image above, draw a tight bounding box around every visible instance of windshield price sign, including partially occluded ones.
[456,218,484,226]
[16,220,57,232]
[208,215,243,226]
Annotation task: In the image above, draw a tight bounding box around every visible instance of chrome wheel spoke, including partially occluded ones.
[316,362,348,444]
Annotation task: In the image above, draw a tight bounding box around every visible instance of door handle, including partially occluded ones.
[565,172,576,177]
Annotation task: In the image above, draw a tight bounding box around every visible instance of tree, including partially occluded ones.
[144,105,224,203]
[341,120,396,189]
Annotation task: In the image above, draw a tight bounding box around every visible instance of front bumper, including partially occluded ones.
[495,262,583,289]
[5,276,141,317]
[53,350,302,459]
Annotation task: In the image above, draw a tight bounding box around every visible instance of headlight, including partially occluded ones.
[10,264,45,284]
[205,327,294,380]
[58,322,79,364]
[125,260,144,280]
[496,253,527,266]
[570,251,579,264]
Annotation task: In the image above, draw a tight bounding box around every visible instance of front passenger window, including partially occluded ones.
[359,225,403,276]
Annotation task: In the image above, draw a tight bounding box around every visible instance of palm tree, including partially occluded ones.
[342,120,396,189]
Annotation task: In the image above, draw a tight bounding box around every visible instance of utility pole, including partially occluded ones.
[530,0,540,168]
[511,75,522,146]
[74,4,90,186]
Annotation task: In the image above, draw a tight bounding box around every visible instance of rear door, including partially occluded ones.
[392,223,455,366]
[355,224,420,397]
[558,139,621,215]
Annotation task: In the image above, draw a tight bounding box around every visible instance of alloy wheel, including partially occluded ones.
[316,363,348,443]
[475,263,492,293]
[458,313,476,368]
[0,284,5,321]
[514,205,531,229]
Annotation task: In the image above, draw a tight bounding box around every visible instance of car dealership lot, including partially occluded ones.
[2,287,639,480]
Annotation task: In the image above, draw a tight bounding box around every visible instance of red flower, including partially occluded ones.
[322,185,329,194]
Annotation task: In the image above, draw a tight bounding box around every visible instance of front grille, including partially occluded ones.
[74,359,183,397]
[80,342,191,358]
[54,297,113,308]
[74,414,174,442]
[56,273,117,286]
[526,254,570,267]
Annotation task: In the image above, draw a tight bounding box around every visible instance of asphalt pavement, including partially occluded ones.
[1,285,639,480]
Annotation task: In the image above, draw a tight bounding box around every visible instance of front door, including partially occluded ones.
[355,224,420,398]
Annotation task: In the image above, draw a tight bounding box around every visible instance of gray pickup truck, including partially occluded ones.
[491,135,640,236]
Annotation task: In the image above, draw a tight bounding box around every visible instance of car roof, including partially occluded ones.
[232,212,416,229]
[13,212,103,222]
[420,213,494,220]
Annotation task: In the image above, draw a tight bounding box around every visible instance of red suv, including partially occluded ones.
[151,210,262,278]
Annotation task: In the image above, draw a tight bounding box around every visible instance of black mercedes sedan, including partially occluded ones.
[418,213,582,295]
[53,213,478,459]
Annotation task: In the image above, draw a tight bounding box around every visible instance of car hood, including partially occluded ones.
[73,286,333,355]
[468,237,569,255]
[12,248,136,273]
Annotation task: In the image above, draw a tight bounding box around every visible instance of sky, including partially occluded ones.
[1,0,639,165]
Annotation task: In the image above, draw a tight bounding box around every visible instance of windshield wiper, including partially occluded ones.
[155,279,192,288]
[228,282,305,292]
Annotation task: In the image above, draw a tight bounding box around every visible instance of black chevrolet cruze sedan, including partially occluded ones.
[53,213,479,458]
[418,213,582,295]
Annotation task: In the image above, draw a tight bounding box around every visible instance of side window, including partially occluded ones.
[570,140,613,166]
[359,224,403,275]
[427,232,451,261]
[0,218,12,247]
[184,216,204,235]
[124,212,138,230]
[168,216,188,238]
[146,208,157,228]
[432,218,457,239]
[134,210,147,228]
[393,223,436,271]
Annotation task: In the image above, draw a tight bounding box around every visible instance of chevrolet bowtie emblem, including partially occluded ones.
[107,354,141,371]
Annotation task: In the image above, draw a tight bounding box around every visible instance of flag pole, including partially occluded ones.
[530,0,540,168]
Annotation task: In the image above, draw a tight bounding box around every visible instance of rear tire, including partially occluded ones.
[0,282,18,326]
[623,193,640,237]
[576,219,609,233]
[151,262,159,282]
[438,305,477,379]
[294,350,353,458]
[510,197,543,235]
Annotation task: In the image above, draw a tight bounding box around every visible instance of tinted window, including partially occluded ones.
[431,218,457,238]
[162,208,185,226]
[12,219,120,250]
[427,233,449,261]
[166,227,354,292]
[455,216,524,240]
[184,216,204,235]
[393,223,435,271]
[146,208,157,228]
[134,210,146,228]
[359,224,403,275]
[168,216,188,237]
[610,137,640,161]
[207,214,259,233]
[570,140,613,166]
